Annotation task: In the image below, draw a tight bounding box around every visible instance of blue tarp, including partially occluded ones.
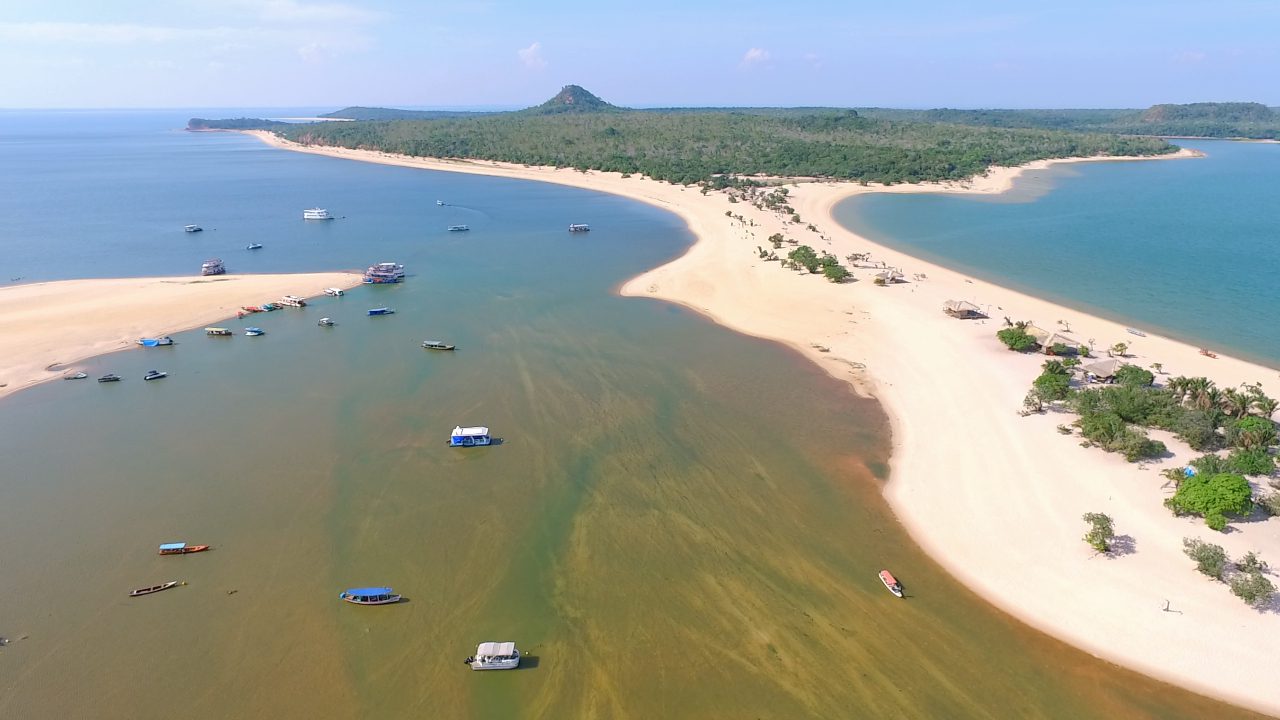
[159,542,186,550]
[344,587,393,597]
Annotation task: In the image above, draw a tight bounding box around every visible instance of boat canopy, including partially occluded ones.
[476,642,516,657]
[158,542,187,551]
[453,426,489,437]
[345,586,393,598]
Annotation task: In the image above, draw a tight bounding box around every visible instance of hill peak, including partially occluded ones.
[525,85,622,114]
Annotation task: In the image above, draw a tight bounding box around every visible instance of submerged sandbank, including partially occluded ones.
[0,272,361,401]
[240,131,1278,716]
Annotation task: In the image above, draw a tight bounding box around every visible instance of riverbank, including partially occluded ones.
[240,132,1278,716]
[0,272,361,401]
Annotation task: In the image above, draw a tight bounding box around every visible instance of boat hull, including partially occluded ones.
[470,658,520,671]
[130,581,179,597]
[339,593,401,605]
[158,545,209,555]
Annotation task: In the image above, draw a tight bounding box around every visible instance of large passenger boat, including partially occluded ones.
[201,258,225,276]
[363,262,405,284]
[303,207,333,220]
[339,587,401,605]
[449,426,491,447]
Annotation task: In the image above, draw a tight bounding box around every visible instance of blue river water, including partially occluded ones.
[834,140,1280,365]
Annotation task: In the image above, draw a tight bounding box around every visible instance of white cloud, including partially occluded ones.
[255,0,383,24]
[517,41,546,70]
[740,47,770,68]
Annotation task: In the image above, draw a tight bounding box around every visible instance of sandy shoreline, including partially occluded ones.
[236,132,1277,715]
[0,272,362,401]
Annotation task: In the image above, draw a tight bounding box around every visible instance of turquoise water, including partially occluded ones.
[834,140,1280,365]
[0,113,1265,719]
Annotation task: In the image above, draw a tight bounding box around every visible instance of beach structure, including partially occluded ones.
[465,642,520,670]
[943,300,985,319]
[1082,358,1124,383]
[363,262,405,284]
[874,270,906,284]
[1024,324,1084,356]
[450,426,491,447]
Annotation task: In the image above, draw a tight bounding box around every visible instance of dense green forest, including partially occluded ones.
[857,102,1280,139]
[189,86,1178,185]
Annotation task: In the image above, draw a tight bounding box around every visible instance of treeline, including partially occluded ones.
[857,102,1280,140]
[188,117,288,130]
[265,110,1173,185]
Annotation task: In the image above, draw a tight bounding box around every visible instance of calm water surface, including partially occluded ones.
[0,112,1264,719]
[835,140,1280,365]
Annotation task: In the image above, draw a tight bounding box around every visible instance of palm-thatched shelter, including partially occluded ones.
[943,300,985,319]
[1025,324,1084,356]
[1082,358,1124,383]
[874,270,906,283]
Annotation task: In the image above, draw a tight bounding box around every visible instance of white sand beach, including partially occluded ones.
[242,132,1278,716]
[0,272,361,401]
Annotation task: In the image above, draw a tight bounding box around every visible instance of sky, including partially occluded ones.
[1,0,1277,109]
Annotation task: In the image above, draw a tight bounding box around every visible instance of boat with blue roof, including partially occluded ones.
[450,426,491,447]
[158,542,209,555]
[368,307,395,316]
[339,587,401,605]
[136,336,174,347]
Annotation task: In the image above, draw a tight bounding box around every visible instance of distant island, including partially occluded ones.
[188,86,1249,186]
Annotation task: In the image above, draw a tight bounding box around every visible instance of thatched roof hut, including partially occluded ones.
[1082,358,1123,381]
[943,300,985,319]
[1025,324,1084,355]
[874,270,906,283]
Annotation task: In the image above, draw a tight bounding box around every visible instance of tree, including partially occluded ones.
[1229,570,1276,608]
[1227,416,1277,450]
[1182,537,1228,580]
[1165,472,1253,531]
[787,245,821,273]
[822,264,851,283]
[1151,362,1164,374]
[1033,372,1071,402]
[1041,359,1069,376]
[1109,342,1129,357]
[1082,512,1115,552]
[1114,364,1154,387]
[768,233,784,249]
[1171,410,1220,452]
[997,322,1038,352]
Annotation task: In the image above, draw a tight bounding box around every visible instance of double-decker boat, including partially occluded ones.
[201,258,225,276]
[450,426,491,447]
[206,327,233,336]
[339,587,401,605]
[158,542,210,555]
[363,262,405,284]
[465,642,521,671]
[303,208,333,220]
[278,295,306,307]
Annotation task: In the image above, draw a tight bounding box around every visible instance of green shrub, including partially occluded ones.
[1189,454,1231,476]
[1229,571,1276,608]
[1183,537,1228,579]
[1171,410,1221,451]
[1082,512,1115,552]
[997,326,1037,352]
[1033,372,1071,402]
[1226,447,1275,476]
[1165,472,1253,531]
[1115,364,1155,387]
[1227,416,1277,450]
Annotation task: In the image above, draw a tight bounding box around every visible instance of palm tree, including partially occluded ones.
[1167,376,1191,405]
[1250,395,1279,419]
[1186,377,1219,412]
[1220,388,1250,419]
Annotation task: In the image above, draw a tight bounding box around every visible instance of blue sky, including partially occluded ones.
[1,0,1276,109]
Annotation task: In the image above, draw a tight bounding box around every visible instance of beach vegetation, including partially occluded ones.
[1183,538,1229,579]
[1082,512,1115,553]
[786,246,821,273]
[997,322,1038,352]
[1188,453,1231,477]
[1109,342,1129,357]
[1226,447,1275,476]
[1114,364,1154,387]
[1258,492,1280,517]
[874,276,887,287]
[1165,472,1253,531]
[823,264,851,283]
[1048,342,1076,356]
[1033,372,1071,403]
[1151,362,1164,374]
[1230,569,1276,608]
[1041,359,1070,376]
[1236,551,1269,574]
[1226,416,1277,450]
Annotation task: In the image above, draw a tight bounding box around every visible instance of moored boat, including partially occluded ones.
[158,542,210,555]
[143,370,167,381]
[201,258,225,276]
[246,243,263,250]
[450,426,491,447]
[318,317,335,327]
[244,327,265,337]
[339,587,401,605]
[367,307,395,316]
[422,340,456,351]
[1126,328,1146,337]
[97,373,122,383]
[879,570,904,598]
[448,224,470,232]
[136,336,174,347]
[278,295,307,308]
[64,372,88,380]
[303,207,333,220]
[184,224,202,233]
[363,262,405,284]
[465,642,520,671]
[436,200,445,206]
[206,327,233,336]
[130,581,181,597]
[241,306,263,313]
[568,223,590,232]
[323,287,344,297]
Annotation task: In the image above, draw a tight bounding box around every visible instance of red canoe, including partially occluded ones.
[879,570,904,598]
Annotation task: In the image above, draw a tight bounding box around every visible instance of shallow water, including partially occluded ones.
[0,113,1265,719]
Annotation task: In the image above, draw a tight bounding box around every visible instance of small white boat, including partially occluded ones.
[244,327,265,337]
[436,200,445,206]
[323,287,344,297]
[143,370,167,381]
[184,224,202,233]
[130,581,181,597]
[318,317,335,327]
[339,587,401,605]
[450,426,491,447]
[63,371,88,380]
[466,641,520,671]
[303,208,333,220]
[1126,328,1146,337]
[568,223,590,232]
[422,340,456,351]
[246,243,263,250]
[448,225,470,232]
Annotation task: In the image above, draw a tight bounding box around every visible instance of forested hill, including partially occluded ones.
[857,102,1280,139]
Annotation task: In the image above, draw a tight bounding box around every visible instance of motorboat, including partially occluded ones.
[879,570,904,598]
[363,262,405,284]
[246,243,263,250]
[318,317,335,327]
[339,587,402,605]
[244,327,265,337]
[436,200,445,206]
[303,207,333,220]
[130,581,181,597]
[206,327,233,336]
[97,373,122,383]
[448,225,470,232]
[201,258,225,276]
[136,336,174,347]
[367,307,395,316]
[568,223,590,232]
[63,372,88,380]
[422,340,456,351]
[184,224,202,233]
[143,370,168,381]
[450,426,491,447]
[241,306,263,313]
[465,642,520,671]
[278,295,306,307]
[158,542,210,555]
[323,287,345,297]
